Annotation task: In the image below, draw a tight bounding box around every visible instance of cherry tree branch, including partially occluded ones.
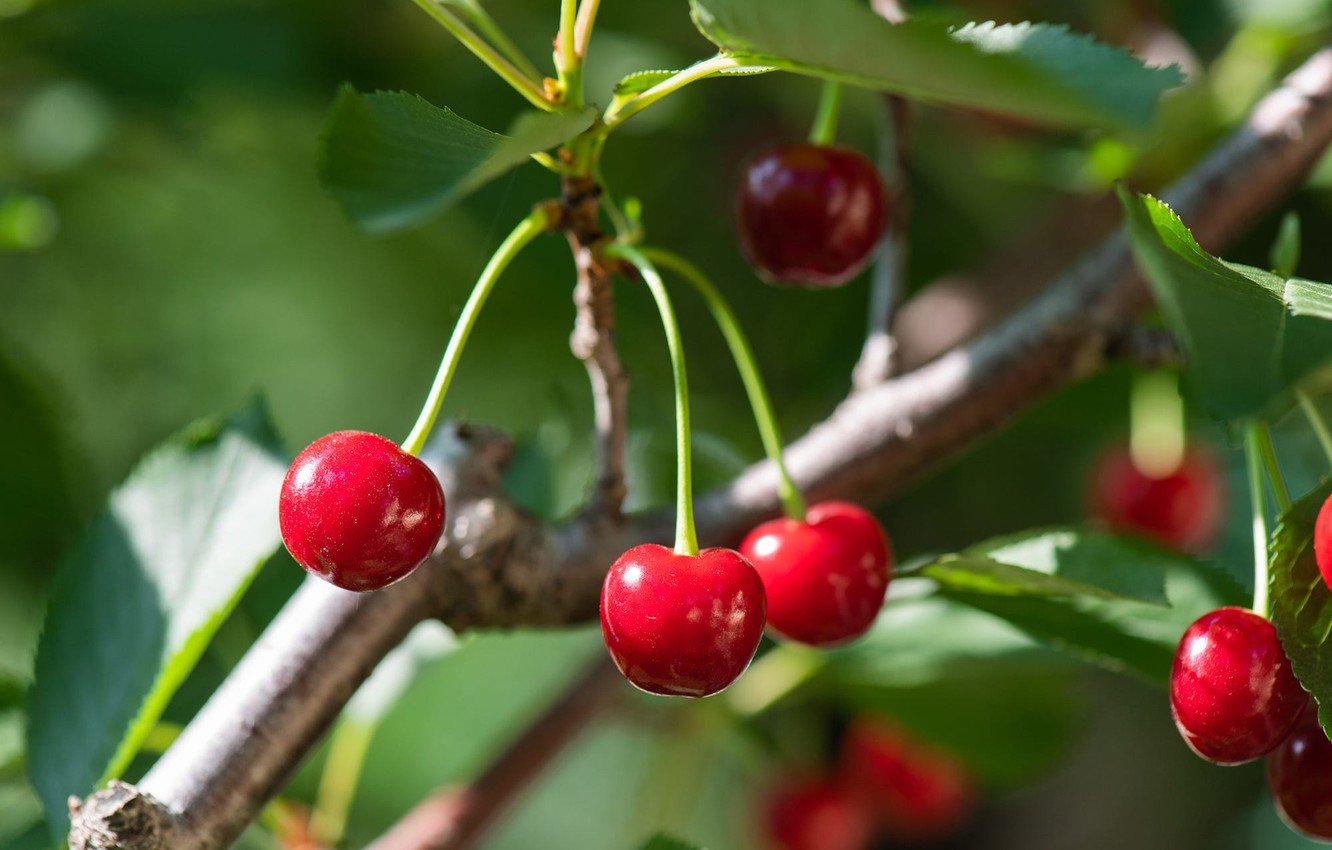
[362,661,620,850]
[68,49,1332,850]
[563,175,630,519]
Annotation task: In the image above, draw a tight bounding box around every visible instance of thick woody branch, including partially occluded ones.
[563,175,630,519]
[363,661,620,850]
[69,49,1332,850]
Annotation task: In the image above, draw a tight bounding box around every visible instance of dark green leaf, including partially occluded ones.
[970,527,1175,603]
[27,401,287,838]
[318,87,594,232]
[1119,189,1332,419]
[637,835,704,850]
[939,560,1237,683]
[689,0,1181,131]
[613,70,678,97]
[1269,478,1332,733]
[922,555,1153,601]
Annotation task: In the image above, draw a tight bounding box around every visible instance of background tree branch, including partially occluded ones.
[68,48,1332,850]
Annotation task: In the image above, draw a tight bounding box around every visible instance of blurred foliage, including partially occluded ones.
[4,0,1332,848]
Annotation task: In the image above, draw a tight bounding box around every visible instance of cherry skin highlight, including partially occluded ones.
[1267,704,1332,841]
[739,501,892,646]
[735,143,887,288]
[840,717,975,842]
[1315,493,1332,592]
[279,430,446,592]
[1169,607,1305,765]
[760,774,875,850]
[599,544,766,698]
[1087,444,1226,553]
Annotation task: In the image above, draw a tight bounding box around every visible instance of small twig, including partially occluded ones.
[363,661,620,850]
[573,0,600,57]
[852,0,911,391]
[562,175,630,518]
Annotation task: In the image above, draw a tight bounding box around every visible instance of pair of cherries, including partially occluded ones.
[1170,606,1332,840]
[600,502,892,698]
[762,717,974,850]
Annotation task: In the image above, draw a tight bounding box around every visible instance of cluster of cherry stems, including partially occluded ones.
[274,124,1332,844]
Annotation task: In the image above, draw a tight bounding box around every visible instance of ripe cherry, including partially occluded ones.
[760,774,875,850]
[1315,493,1332,592]
[599,544,765,698]
[1267,703,1332,841]
[735,143,887,288]
[1169,607,1305,765]
[739,501,892,646]
[279,430,446,592]
[840,717,975,842]
[1087,443,1225,552]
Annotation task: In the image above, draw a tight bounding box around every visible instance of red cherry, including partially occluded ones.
[1267,704,1332,841]
[735,143,887,288]
[1169,607,1306,765]
[1315,494,1332,592]
[760,774,875,850]
[840,717,975,842]
[1087,443,1226,552]
[739,501,892,646]
[599,544,766,698]
[279,431,445,592]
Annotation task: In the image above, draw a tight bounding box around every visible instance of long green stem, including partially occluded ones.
[604,244,699,556]
[1297,387,1332,464]
[408,0,552,111]
[808,80,843,145]
[310,721,374,846]
[642,247,807,521]
[402,208,550,455]
[465,5,544,83]
[556,0,583,108]
[1245,421,1272,617]
[602,55,767,130]
[1254,420,1292,512]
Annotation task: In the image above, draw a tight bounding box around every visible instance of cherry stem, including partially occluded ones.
[1245,420,1272,618]
[641,247,807,522]
[601,54,764,131]
[604,243,699,556]
[556,0,583,109]
[809,79,843,145]
[1254,420,1292,512]
[406,0,552,111]
[401,207,550,456]
[1297,387,1332,464]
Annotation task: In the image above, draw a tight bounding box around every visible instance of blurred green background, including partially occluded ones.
[4,0,1332,848]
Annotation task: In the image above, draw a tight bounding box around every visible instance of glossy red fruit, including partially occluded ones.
[760,774,875,850]
[1268,704,1332,841]
[279,430,445,592]
[1315,494,1332,592]
[1087,444,1226,552]
[1169,607,1306,765]
[735,143,887,288]
[600,544,766,698]
[840,717,975,842]
[739,501,892,646]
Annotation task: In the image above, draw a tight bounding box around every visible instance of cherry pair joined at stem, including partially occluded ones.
[599,246,893,698]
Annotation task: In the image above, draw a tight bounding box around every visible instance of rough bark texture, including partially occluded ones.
[69,49,1332,850]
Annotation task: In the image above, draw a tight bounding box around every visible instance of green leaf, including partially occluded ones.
[318,87,594,232]
[26,401,287,839]
[637,835,704,850]
[969,527,1175,603]
[613,70,678,97]
[1119,189,1332,420]
[688,0,1181,131]
[1269,478,1332,733]
[922,555,1156,601]
[937,556,1240,683]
